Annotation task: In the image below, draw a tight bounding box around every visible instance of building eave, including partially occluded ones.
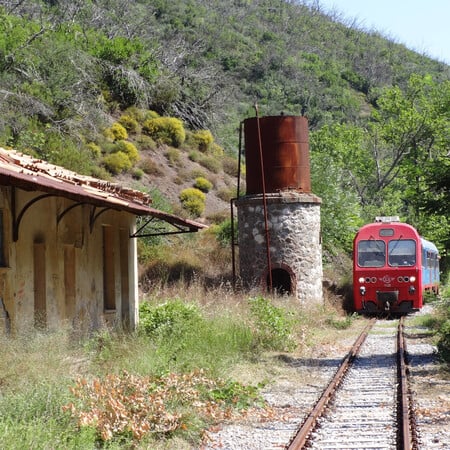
[0,148,207,233]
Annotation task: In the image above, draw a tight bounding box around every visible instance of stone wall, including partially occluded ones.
[236,192,323,304]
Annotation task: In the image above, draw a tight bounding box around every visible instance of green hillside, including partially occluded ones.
[0,0,449,267]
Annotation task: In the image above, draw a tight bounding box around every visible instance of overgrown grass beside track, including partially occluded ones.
[0,285,362,449]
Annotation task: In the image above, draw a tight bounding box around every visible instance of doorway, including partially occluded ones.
[267,268,292,295]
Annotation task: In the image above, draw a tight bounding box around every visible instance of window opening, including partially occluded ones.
[357,240,386,267]
[388,239,416,267]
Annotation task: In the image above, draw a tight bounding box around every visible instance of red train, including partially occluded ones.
[353,217,440,315]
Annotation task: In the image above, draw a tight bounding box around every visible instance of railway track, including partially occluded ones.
[287,317,417,450]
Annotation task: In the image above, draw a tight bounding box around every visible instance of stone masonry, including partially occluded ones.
[236,191,323,305]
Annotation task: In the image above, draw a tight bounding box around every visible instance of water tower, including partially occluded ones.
[235,114,323,304]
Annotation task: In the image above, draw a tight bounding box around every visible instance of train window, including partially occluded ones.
[357,240,385,267]
[388,239,416,267]
[379,228,394,237]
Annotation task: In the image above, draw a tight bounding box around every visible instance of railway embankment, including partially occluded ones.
[201,307,450,450]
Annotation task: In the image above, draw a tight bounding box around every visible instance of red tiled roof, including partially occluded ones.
[0,148,207,232]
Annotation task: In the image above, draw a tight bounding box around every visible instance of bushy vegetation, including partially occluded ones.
[179,187,206,217]
[0,2,448,446]
[64,369,265,444]
[188,129,214,152]
[139,299,203,339]
[102,150,133,174]
[0,1,448,262]
[194,176,213,192]
[429,284,450,363]
[142,117,186,147]
[248,296,296,351]
[0,290,362,448]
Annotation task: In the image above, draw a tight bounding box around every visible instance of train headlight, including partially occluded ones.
[360,286,366,295]
[409,286,416,294]
[358,277,365,283]
[410,276,416,282]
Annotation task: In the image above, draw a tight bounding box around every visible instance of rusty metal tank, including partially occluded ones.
[243,115,311,194]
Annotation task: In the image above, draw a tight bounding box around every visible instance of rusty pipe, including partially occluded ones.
[254,103,272,292]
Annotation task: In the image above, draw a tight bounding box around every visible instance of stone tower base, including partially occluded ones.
[236,191,323,305]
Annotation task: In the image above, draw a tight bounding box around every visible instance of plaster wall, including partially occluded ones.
[0,187,139,334]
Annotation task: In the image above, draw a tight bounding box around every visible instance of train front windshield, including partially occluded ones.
[357,239,416,268]
[387,239,416,266]
[357,240,385,267]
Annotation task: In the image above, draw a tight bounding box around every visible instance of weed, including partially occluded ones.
[165,147,181,166]
[248,296,296,351]
[326,314,354,329]
[139,299,203,339]
[140,156,163,175]
[198,154,222,173]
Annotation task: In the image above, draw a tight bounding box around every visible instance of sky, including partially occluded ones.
[315,0,450,64]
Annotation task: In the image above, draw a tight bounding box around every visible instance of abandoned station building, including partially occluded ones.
[0,147,205,335]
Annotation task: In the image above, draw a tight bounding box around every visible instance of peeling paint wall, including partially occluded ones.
[0,186,139,334]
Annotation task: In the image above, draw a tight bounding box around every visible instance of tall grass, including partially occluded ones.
[0,283,361,448]
[0,330,94,449]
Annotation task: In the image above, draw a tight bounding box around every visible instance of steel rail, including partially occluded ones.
[398,316,418,450]
[286,318,376,450]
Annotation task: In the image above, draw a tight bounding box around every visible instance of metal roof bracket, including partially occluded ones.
[89,206,111,233]
[130,215,196,238]
[12,187,55,242]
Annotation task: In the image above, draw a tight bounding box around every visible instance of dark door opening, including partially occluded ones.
[267,268,292,295]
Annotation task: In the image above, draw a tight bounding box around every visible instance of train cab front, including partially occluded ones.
[354,271,420,315]
[353,218,421,316]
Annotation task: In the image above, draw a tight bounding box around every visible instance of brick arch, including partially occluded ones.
[261,262,297,295]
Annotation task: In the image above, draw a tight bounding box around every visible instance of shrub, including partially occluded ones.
[109,122,128,141]
[190,168,207,179]
[173,169,190,184]
[118,114,139,132]
[188,150,202,162]
[165,148,181,166]
[86,142,101,159]
[194,176,213,193]
[143,110,160,120]
[214,218,236,247]
[140,156,163,176]
[209,142,224,157]
[199,155,222,173]
[223,156,239,177]
[64,369,264,445]
[102,151,132,174]
[139,299,203,338]
[90,165,112,180]
[179,188,206,217]
[437,318,450,362]
[190,129,214,152]
[135,134,157,151]
[132,168,144,180]
[123,106,148,123]
[142,117,185,147]
[248,296,295,351]
[217,187,235,202]
[114,140,139,163]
